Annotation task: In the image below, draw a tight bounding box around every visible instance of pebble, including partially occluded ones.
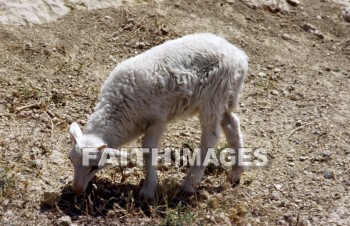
[322,150,332,159]
[287,0,300,7]
[282,33,291,40]
[271,191,280,200]
[295,120,302,127]
[57,215,72,226]
[314,30,325,39]
[302,23,316,32]
[31,160,43,169]
[274,184,283,190]
[313,130,321,135]
[323,170,334,179]
[288,162,295,166]
[342,7,350,23]
[258,72,266,77]
[271,90,279,96]
[299,156,309,161]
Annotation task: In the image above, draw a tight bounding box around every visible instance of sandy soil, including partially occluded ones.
[0,0,349,225]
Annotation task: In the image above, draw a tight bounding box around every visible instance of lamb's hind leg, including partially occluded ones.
[182,114,220,193]
[221,111,245,185]
[139,121,166,199]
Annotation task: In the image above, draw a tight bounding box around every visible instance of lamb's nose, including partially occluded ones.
[73,189,82,195]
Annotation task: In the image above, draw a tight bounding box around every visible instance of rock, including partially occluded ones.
[274,184,283,190]
[25,42,33,50]
[286,0,299,7]
[271,90,279,96]
[322,150,332,159]
[242,0,290,13]
[0,0,123,25]
[274,68,282,73]
[314,30,325,39]
[295,120,302,127]
[299,156,309,161]
[271,191,280,200]
[258,72,267,77]
[43,191,60,207]
[282,33,291,40]
[342,7,350,23]
[323,170,334,179]
[31,160,43,169]
[57,215,72,226]
[302,23,325,39]
[302,23,316,32]
[313,130,321,135]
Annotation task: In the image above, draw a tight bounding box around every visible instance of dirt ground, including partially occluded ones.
[0,0,349,225]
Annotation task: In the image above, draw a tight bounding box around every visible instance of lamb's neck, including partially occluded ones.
[84,108,139,149]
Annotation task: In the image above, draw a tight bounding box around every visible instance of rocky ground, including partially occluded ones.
[0,0,349,225]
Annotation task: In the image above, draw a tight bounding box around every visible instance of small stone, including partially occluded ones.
[282,33,291,40]
[314,30,325,39]
[299,156,309,161]
[302,23,316,32]
[287,0,299,7]
[271,90,279,96]
[313,130,321,135]
[295,121,302,127]
[323,170,334,179]
[25,42,32,50]
[342,7,350,23]
[258,72,266,77]
[174,2,180,7]
[105,16,112,19]
[274,68,282,73]
[57,215,72,226]
[43,191,60,207]
[31,160,43,169]
[288,162,295,166]
[322,150,332,158]
[274,184,283,190]
[160,24,169,35]
[271,191,280,200]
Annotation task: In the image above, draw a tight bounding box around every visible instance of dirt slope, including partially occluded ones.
[0,0,349,225]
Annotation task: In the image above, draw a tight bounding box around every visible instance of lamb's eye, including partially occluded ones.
[89,165,99,173]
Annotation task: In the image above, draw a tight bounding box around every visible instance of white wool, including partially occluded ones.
[85,33,248,148]
[69,33,248,197]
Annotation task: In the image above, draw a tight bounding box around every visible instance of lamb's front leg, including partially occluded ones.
[182,122,220,193]
[140,121,166,199]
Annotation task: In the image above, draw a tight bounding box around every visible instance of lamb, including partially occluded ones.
[68,33,248,199]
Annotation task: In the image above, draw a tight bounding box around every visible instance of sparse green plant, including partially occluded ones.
[0,167,15,197]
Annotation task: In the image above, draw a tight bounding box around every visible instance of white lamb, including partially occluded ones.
[68,33,248,199]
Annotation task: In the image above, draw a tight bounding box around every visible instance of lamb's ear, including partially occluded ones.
[97,144,107,151]
[69,122,82,143]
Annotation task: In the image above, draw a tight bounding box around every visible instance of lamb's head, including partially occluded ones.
[68,122,107,195]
